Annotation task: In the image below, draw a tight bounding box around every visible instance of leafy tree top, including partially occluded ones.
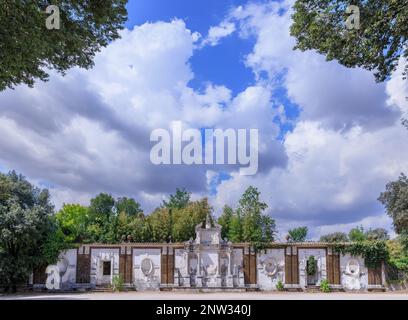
[1,0,128,90]
[162,188,191,210]
[237,186,268,215]
[290,0,408,83]
[379,173,408,235]
[89,193,115,218]
[348,225,366,242]
[287,226,308,242]
[320,232,349,243]
[365,228,390,241]
[115,197,143,217]
[0,171,55,290]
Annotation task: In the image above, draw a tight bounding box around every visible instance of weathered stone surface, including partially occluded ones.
[257,249,285,290]
[36,221,378,292]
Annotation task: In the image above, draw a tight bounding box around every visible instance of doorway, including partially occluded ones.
[306,256,318,285]
[97,260,112,285]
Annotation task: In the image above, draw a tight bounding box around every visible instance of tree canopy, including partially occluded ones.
[0,171,55,292]
[320,232,349,243]
[348,225,367,242]
[287,226,308,242]
[115,197,143,217]
[218,205,234,240]
[379,173,408,235]
[0,0,128,90]
[365,228,390,241]
[162,188,191,210]
[290,0,408,83]
[225,186,276,247]
[55,204,89,244]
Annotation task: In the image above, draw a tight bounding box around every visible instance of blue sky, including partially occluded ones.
[126,0,258,94]
[0,0,407,238]
[125,0,299,139]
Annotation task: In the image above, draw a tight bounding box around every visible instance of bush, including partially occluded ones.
[306,256,317,276]
[276,280,284,291]
[334,241,389,269]
[111,275,124,292]
[320,279,331,293]
[386,245,408,284]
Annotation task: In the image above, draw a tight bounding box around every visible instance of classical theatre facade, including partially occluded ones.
[32,217,386,292]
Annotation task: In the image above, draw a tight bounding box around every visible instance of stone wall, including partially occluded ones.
[34,243,382,292]
[90,248,120,287]
[133,248,161,290]
[340,253,368,291]
[298,248,327,288]
[257,249,285,290]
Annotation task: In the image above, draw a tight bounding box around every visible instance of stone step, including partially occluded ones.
[305,286,321,293]
[368,287,386,292]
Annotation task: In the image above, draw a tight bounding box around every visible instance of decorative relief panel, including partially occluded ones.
[257,249,285,290]
[340,254,368,290]
[133,248,161,290]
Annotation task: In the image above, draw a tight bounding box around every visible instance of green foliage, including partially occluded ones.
[218,205,234,240]
[115,197,143,217]
[348,226,366,242]
[41,218,73,265]
[290,0,408,83]
[260,215,276,243]
[111,275,124,292]
[288,227,308,242]
[389,256,408,272]
[171,199,211,242]
[320,232,349,243]
[386,240,408,283]
[0,0,128,90]
[365,228,390,241]
[55,204,89,244]
[238,186,276,245]
[334,241,389,269]
[89,193,115,220]
[116,211,150,243]
[148,207,172,243]
[162,188,191,210]
[228,211,243,243]
[276,280,284,291]
[0,171,55,292]
[306,256,317,276]
[148,198,211,243]
[87,193,117,243]
[128,214,151,242]
[399,232,408,252]
[320,279,331,293]
[379,174,408,235]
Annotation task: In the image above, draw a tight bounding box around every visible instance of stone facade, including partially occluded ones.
[31,217,386,292]
[257,249,285,291]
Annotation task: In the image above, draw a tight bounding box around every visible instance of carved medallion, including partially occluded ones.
[141,258,154,277]
[263,258,278,277]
